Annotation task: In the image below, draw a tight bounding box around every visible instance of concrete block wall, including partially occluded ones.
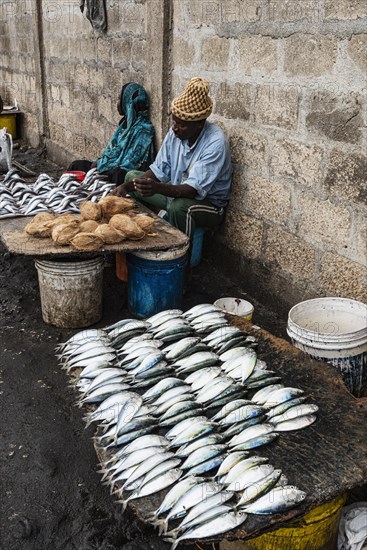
[0,0,41,145]
[0,0,366,312]
[172,0,367,311]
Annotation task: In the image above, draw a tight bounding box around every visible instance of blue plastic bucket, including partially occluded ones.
[127,246,189,318]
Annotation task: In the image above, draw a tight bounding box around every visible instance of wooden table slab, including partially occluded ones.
[0,209,189,257]
[94,318,367,545]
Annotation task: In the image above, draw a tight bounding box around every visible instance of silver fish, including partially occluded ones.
[241,485,306,514]
[269,404,319,424]
[236,469,282,507]
[142,377,186,402]
[273,414,317,432]
[263,387,304,408]
[175,434,224,458]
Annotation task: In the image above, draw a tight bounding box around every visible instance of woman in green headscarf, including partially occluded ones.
[67,83,155,185]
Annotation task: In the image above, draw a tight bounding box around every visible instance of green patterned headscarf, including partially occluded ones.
[97,83,155,174]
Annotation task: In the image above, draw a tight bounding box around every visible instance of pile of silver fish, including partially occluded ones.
[56,305,318,548]
[0,167,115,219]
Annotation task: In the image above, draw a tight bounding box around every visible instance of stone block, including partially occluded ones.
[267,0,318,21]
[265,226,316,278]
[247,176,291,226]
[201,37,230,69]
[121,2,146,35]
[284,34,337,76]
[306,91,363,144]
[348,34,367,72]
[98,94,113,121]
[189,0,261,25]
[50,85,60,102]
[229,129,267,173]
[238,35,278,76]
[228,167,247,211]
[324,150,366,206]
[80,39,96,62]
[173,0,187,32]
[72,133,85,157]
[298,193,351,249]
[224,209,264,259]
[255,84,299,130]
[172,36,195,67]
[270,139,323,187]
[351,213,367,263]
[215,82,254,121]
[131,39,148,71]
[97,38,112,65]
[85,137,101,160]
[324,0,367,20]
[112,38,131,69]
[320,253,367,302]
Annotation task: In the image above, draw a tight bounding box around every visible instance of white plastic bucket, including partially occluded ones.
[214,297,254,321]
[35,257,104,328]
[287,297,367,397]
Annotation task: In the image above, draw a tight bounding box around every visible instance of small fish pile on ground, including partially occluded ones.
[0,167,114,219]
[24,195,155,251]
[57,305,318,548]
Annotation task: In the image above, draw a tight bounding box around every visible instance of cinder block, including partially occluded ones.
[324,0,367,20]
[112,38,131,68]
[267,0,318,22]
[229,129,267,173]
[324,150,367,206]
[306,90,363,144]
[238,35,278,76]
[201,37,230,69]
[215,82,254,121]
[131,39,148,71]
[255,84,299,130]
[320,253,367,302]
[97,38,112,65]
[247,176,291,226]
[348,34,367,72]
[284,34,337,76]
[270,138,323,187]
[298,193,351,249]
[224,209,264,259]
[72,133,86,157]
[189,0,261,25]
[172,36,195,67]
[265,226,316,278]
[228,167,247,211]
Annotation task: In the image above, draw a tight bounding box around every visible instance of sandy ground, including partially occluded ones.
[0,146,286,550]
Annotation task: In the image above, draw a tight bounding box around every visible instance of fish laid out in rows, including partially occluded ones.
[0,167,114,219]
[56,305,315,548]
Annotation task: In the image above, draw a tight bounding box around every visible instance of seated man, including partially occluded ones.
[67,82,155,185]
[112,77,232,240]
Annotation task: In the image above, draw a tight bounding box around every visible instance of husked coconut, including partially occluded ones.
[80,201,102,221]
[99,196,135,218]
[109,214,145,240]
[134,215,155,232]
[79,220,99,232]
[71,232,104,251]
[25,212,55,237]
[51,214,80,228]
[51,221,80,245]
[94,223,126,244]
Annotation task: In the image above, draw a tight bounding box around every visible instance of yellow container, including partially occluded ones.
[0,113,17,138]
[220,494,347,550]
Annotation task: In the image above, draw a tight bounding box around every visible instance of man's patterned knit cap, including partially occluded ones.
[171,77,213,121]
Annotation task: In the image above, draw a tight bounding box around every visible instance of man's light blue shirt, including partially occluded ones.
[150,121,232,208]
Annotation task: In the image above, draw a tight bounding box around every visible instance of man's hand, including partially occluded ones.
[133,177,159,197]
[111,184,127,197]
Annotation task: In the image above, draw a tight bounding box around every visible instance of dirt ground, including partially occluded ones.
[0,146,286,550]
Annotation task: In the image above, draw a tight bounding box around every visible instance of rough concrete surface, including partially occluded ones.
[0,148,285,550]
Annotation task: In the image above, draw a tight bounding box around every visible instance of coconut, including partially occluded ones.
[80,200,102,221]
[71,232,104,251]
[98,196,135,218]
[134,214,155,232]
[79,220,99,232]
[25,212,55,237]
[51,221,80,245]
[94,224,126,244]
[109,214,145,240]
[51,214,80,228]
